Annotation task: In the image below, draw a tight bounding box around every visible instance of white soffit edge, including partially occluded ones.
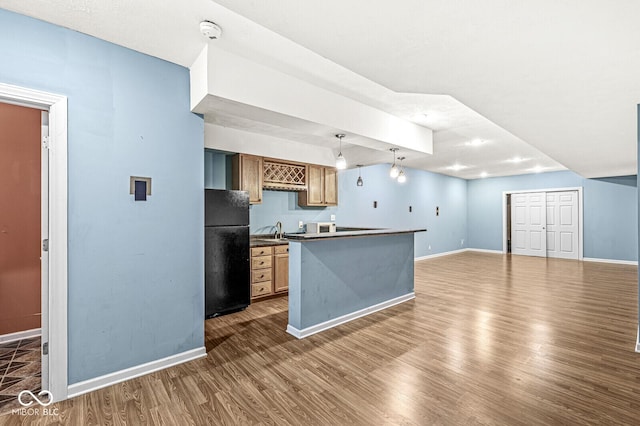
[191,44,433,156]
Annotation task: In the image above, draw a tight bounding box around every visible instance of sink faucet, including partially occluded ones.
[275,221,283,240]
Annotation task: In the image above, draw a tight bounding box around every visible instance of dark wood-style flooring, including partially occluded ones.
[1,252,639,425]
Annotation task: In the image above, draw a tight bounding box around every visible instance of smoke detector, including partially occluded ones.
[200,21,222,40]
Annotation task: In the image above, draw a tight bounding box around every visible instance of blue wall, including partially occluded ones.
[204,158,468,257]
[288,234,415,330]
[468,171,638,261]
[250,190,337,235]
[337,165,467,258]
[0,9,205,384]
[204,149,227,189]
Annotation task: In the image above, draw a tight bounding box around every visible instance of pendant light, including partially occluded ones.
[356,165,364,187]
[335,134,347,170]
[389,148,399,178]
[397,157,407,183]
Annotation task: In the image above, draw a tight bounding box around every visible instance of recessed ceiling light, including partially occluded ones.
[480,171,488,178]
[466,139,486,147]
[530,165,544,173]
[447,164,467,171]
[507,156,528,163]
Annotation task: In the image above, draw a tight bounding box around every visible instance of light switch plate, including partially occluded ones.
[330,214,336,221]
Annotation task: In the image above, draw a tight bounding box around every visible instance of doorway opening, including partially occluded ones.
[0,103,46,412]
[502,187,583,260]
[0,82,68,406]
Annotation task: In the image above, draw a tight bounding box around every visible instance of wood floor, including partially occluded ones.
[1,252,639,425]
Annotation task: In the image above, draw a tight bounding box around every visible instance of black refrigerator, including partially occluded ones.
[204,189,250,318]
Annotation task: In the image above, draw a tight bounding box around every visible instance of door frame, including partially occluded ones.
[502,187,584,260]
[0,82,68,402]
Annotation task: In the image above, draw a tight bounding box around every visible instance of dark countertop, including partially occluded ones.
[285,228,426,242]
[250,236,289,247]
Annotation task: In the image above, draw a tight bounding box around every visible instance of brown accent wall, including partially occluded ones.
[0,102,41,335]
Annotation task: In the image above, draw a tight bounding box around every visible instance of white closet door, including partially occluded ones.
[511,192,547,257]
[546,191,579,259]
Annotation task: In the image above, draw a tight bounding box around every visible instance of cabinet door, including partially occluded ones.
[273,253,289,292]
[305,164,324,205]
[323,167,338,206]
[233,154,263,204]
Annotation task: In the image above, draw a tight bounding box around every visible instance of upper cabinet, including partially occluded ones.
[232,154,263,204]
[263,159,307,191]
[298,165,338,207]
[231,153,338,207]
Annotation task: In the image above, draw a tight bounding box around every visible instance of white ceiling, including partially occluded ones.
[3,0,638,179]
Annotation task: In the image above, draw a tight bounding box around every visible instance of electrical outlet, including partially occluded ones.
[330,214,336,221]
[461,239,464,246]
[428,245,432,250]
[298,221,303,229]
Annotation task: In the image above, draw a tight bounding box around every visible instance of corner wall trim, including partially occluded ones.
[287,292,415,339]
[67,347,206,399]
[0,328,41,344]
[583,257,638,266]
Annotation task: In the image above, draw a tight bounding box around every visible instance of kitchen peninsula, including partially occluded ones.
[285,228,426,338]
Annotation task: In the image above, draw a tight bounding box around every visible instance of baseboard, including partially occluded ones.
[0,328,41,344]
[415,249,467,261]
[583,257,638,266]
[67,346,206,398]
[287,292,415,339]
[466,248,504,255]
[415,248,503,261]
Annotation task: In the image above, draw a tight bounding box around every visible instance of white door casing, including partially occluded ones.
[503,187,583,260]
[511,192,547,257]
[546,191,579,260]
[0,83,68,402]
[41,111,50,391]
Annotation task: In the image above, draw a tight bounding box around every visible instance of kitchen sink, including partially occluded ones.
[255,238,288,243]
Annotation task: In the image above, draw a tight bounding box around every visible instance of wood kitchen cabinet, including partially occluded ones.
[273,245,289,293]
[298,165,338,207]
[251,246,273,298]
[232,154,263,204]
[250,244,289,299]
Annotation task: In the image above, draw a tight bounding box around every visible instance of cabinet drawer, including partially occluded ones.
[274,245,289,255]
[251,268,272,283]
[251,255,272,269]
[251,246,273,257]
[251,282,272,298]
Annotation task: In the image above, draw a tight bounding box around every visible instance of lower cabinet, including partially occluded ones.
[273,245,289,293]
[251,244,289,299]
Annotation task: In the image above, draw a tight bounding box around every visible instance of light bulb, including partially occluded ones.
[357,176,363,186]
[397,170,406,183]
[389,165,399,178]
[336,154,347,170]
